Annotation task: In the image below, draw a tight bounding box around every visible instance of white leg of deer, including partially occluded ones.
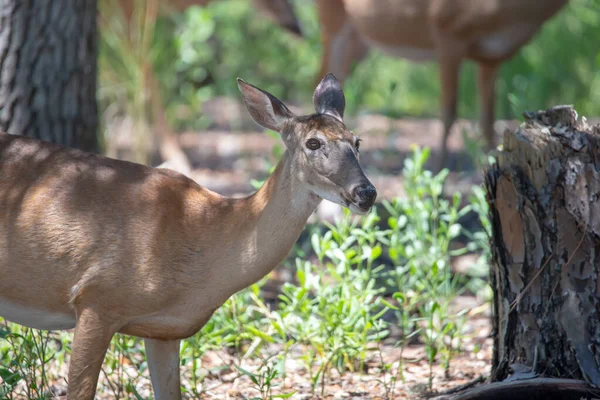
[477,62,499,152]
[437,52,462,171]
[145,338,182,400]
[67,307,119,400]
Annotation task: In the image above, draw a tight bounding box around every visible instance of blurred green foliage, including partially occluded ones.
[138,0,600,130]
[99,0,600,136]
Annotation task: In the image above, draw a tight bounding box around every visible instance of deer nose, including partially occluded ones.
[351,183,377,209]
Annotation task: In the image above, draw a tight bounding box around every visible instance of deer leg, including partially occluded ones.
[67,307,119,400]
[145,338,182,400]
[437,54,462,171]
[315,0,368,85]
[146,65,192,176]
[477,62,499,152]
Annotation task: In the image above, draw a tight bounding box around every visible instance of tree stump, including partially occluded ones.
[485,105,600,390]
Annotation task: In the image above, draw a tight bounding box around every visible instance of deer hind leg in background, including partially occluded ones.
[315,0,369,85]
[436,40,465,172]
[100,0,192,174]
[145,338,182,400]
[477,62,499,154]
[136,0,193,175]
[147,70,193,176]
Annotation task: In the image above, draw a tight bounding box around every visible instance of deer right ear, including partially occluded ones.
[313,73,345,122]
[237,78,294,133]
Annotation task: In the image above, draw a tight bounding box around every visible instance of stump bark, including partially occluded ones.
[485,105,600,389]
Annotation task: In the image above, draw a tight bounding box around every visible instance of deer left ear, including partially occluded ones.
[313,73,345,122]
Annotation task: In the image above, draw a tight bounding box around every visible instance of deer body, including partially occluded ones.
[316,0,569,167]
[0,136,311,336]
[0,75,375,399]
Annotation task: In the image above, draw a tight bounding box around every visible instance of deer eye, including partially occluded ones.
[355,139,362,152]
[306,138,321,150]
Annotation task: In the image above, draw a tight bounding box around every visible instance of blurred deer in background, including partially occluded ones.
[315,0,569,169]
[100,0,302,174]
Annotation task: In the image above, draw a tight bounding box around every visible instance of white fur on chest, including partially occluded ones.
[0,298,76,330]
[476,23,538,58]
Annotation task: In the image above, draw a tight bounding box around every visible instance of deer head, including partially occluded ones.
[237,73,377,214]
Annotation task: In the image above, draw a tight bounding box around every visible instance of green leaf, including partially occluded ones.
[388,247,399,261]
[246,327,275,343]
[426,345,438,361]
[393,292,406,303]
[388,217,397,229]
[449,223,461,238]
[235,366,259,385]
[381,299,400,311]
[371,245,382,260]
[398,215,408,229]
[0,368,21,387]
[274,391,297,398]
[311,233,321,257]
[431,261,439,276]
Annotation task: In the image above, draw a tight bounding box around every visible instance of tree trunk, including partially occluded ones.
[0,0,99,152]
[485,105,600,387]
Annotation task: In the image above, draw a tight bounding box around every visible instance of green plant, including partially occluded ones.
[276,208,391,394]
[102,335,147,399]
[378,146,490,388]
[0,323,64,400]
[236,357,296,400]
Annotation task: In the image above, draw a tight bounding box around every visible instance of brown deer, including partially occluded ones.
[315,0,569,168]
[0,74,376,400]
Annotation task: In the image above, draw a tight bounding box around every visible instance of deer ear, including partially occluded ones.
[237,78,294,133]
[313,73,345,122]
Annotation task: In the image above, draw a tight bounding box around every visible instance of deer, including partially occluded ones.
[314,0,569,169]
[0,73,376,400]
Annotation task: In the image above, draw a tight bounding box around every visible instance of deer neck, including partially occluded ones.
[218,151,321,292]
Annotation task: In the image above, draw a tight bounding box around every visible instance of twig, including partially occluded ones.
[509,254,552,313]
[510,222,588,313]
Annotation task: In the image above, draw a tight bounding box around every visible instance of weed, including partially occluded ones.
[236,356,295,400]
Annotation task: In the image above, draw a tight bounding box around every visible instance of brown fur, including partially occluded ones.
[315,0,569,168]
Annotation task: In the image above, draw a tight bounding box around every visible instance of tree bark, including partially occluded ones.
[485,105,600,386]
[0,0,99,152]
